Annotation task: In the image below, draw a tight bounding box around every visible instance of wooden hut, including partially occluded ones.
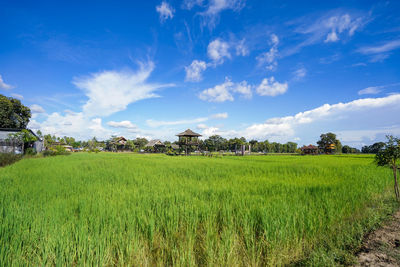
[145,139,165,153]
[300,144,318,155]
[176,129,201,155]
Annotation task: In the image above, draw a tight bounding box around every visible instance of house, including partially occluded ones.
[107,136,128,152]
[300,144,318,155]
[145,139,165,152]
[0,128,43,154]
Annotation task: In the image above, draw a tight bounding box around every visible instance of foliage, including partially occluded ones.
[317,132,342,154]
[0,94,31,129]
[42,145,71,157]
[375,135,400,200]
[342,145,360,154]
[362,142,385,154]
[0,153,397,266]
[0,153,22,167]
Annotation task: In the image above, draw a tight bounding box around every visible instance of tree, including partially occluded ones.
[375,135,400,201]
[0,94,31,129]
[317,132,342,154]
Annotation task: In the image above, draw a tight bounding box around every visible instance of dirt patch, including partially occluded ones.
[355,209,400,266]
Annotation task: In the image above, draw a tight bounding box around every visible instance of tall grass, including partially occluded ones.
[0,153,397,266]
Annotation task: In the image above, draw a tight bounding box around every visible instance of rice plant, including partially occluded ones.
[0,153,397,266]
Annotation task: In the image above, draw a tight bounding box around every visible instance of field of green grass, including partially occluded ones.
[0,153,398,266]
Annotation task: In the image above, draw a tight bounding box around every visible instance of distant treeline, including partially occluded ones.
[361,142,385,154]
[42,133,384,154]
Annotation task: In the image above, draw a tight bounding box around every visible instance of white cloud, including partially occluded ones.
[182,0,204,9]
[233,81,252,99]
[241,94,400,144]
[199,77,252,102]
[256,34,279,70]
[199,77,234,102]
[73,61,173,117]
[197,123,208,129]
[30,104,45,113]
[358,86,383,95]
[286,12,366,56]
[256,77,288,96]
[207,39,231,64]
[107,120,137,129]
[28,61,175,140]
[210,112,228,119]
[0,75,13,90]
[185,60,207,82]
[235,39,249,56]
[199,0,245,29]
[358,83,400,95]
[28,112,111,140]
[325,31,338,42]
[357,39,400,54]
[11,93,23,100]
[146,117,208,127]
[292,67,307,80]
[156,2,175,22]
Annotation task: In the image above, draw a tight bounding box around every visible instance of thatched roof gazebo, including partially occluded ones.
[176,129,201,155]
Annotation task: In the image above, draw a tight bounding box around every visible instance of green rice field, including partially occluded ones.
[0,153,398,266]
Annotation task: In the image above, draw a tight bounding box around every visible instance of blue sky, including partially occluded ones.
[1,0,400,147]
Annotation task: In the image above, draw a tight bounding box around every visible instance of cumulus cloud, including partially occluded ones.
[156,1,175,22]
[28,112,111,140]
[107,120,137,129]
[256,77,288,96]
[28,61,174,140]
[73,61,173,117]
[241,94,400,144]
[207,39,231,64]
[199,77,252,102]
[0,75,13,90]
[185,60,207,82]
[233,81,252,99]
[256,34,279,70]
[30,104,46,113]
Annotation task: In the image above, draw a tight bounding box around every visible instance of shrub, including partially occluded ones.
[0,153,22,167]
[24,148,36,156]
[42,146,71,157]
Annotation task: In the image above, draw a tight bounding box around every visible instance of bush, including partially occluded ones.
[42,146,71,157]
[0,153,22,167]
[24,148,36,156]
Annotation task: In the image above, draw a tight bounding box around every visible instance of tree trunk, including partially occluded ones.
[393,165,399,201]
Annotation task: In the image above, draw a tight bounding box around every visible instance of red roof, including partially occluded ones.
[301,144,318,150]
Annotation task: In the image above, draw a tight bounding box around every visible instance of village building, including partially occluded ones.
[176,129,201,155]
[107,136,128,152]
[145,139,165,152]
[0,128,44,154]
[300,144,318,155]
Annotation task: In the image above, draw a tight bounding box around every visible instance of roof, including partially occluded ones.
[145,139,165,147]
[0,128,42,141]
[176,129,202,137]
[301,144,318,150]
[110,136,127,143]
